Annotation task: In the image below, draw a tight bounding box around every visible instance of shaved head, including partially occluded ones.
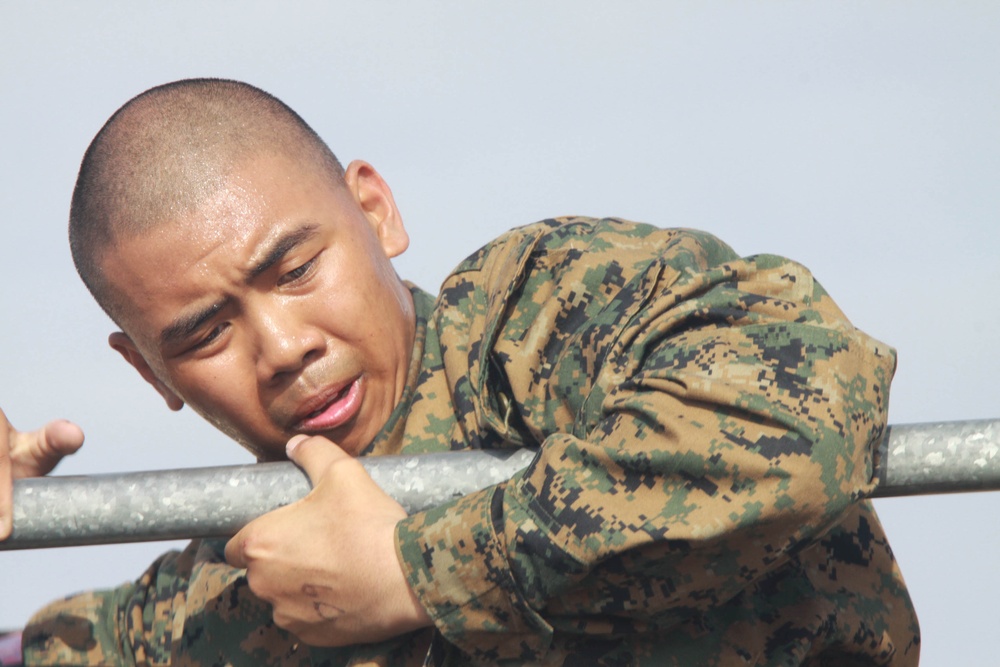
[69,78,344,323]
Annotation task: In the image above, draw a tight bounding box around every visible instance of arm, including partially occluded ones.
[22,584,133,666]
[395,225,896,659]
[26,501,433,666]
[21,538,315,666]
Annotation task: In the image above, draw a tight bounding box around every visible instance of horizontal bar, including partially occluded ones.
[3,449,538,551]
[872,418,1000,497]
[2,419,998,550]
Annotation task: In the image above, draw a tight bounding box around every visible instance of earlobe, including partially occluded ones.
[344,160,410,259]
[108,332,185,412]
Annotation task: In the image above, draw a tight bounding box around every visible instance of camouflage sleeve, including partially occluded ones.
[20,542,233,666]
[396,220,896,661]
[22,583,136,666]
[21,539,306,666]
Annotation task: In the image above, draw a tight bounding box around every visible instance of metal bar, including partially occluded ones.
[6,463,306,551]
[2,419,998,550]
[871,418,1000,498]
[3,449,537,551]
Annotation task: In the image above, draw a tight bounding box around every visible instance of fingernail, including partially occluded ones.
[286,434,309,457]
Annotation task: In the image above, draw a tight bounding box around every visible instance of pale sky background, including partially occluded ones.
[1,2,998,664]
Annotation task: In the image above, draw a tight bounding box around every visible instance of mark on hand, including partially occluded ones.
[302,583,344,621]
[313,601,343,620]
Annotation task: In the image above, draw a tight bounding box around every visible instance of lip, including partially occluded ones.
[292,376,364,433]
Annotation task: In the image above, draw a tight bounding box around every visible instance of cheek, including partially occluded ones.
[174,360,261,424]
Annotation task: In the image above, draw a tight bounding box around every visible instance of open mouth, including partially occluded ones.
[304,383,351,419]
[296,377,363,432]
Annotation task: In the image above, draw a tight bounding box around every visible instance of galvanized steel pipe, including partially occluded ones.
[872,418,1000,497]
[3,419,998,550]
[3,449,538,551]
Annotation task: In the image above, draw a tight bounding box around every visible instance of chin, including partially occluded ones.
[254,449,289,463]
[233,435,287,463]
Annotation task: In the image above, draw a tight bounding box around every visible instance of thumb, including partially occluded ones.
[13,420,84,478]
[285,434,351,483]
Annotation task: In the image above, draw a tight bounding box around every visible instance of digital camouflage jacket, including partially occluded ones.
[24,218,919,666]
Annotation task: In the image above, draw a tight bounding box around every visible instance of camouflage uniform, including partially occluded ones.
[24,218,919,666]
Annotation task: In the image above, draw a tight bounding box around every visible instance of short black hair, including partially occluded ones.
[69,78,344,324]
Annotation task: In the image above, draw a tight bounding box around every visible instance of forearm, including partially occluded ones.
[22,539,266,667]
[23,587,133,667]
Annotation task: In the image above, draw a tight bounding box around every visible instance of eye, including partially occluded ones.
[278,257,317,286]
[191,323,228,352]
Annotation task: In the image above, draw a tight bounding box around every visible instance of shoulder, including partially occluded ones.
[448,216,739,280]
[431,217,747,355]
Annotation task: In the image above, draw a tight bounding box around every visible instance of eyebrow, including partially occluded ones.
[244,223,321,282]
[159,223,322,347]
[159,299,229,347]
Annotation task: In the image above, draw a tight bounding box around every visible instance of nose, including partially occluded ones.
[252,301,326,382]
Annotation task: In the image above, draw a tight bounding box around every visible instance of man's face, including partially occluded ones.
[103,155,415,460]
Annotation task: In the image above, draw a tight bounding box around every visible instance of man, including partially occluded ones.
[2,78,918,665]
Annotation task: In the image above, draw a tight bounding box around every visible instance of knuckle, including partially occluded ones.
[237,531,265,560]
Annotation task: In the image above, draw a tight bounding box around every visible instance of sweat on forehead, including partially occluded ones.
[69,78,344,324]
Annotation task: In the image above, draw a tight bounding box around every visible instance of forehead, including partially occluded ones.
[100,154,351,333]
[120,148,344,237]
[114,151,348,258]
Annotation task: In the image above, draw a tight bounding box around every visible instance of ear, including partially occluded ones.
[108,332,185,412]
[344,160,409,258]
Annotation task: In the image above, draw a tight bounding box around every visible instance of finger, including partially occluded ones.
[0,475,10,540]
[285,434,351,483]
[12,419,84,478]
[225,506,283,569]
[0,409,12,540]
[43,420,85,456]
[224,532,249,569]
